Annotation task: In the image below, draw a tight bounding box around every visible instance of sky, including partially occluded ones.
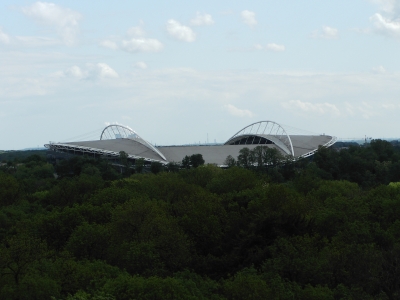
[1,0,400,149]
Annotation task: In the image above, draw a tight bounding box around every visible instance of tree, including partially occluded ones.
[135,158,145,174]
[150,162,163,174]
[109,197,192,274]
[0,233,49,287]
[166,162,180,172]
[224,155,236,168]
[119,151,131,175]
[119,151,128,165]
[81,164,101,177]
[65,222,110,260]
[237,147,251,168]
[370,139,394,162]
[252,146,264,169]
[181,156,190,169]
[222,268,272,300]
[189,154,205,168]
[262,147,284,167]
[0,173,19,206]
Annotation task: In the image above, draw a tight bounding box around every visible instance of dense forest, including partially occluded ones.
[1,140,400,299]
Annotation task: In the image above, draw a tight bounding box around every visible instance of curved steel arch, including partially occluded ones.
[224,121,294,156]
[100,124,167,161]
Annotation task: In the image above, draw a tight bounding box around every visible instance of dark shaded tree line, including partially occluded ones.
[0,140,399,299]
[225,140,400,188]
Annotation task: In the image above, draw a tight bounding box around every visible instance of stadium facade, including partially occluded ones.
[45,121,337,166]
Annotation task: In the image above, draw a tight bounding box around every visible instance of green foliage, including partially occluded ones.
[389,181,400,189]
[61,290,116,300]
[0,173,19,206]
[65,222,110,260]
[206,166,258,194]
[222,269,274,300]
[1,144,400,298]
[181,154,205,169]
[150,161,163,174]
[237,147,251,168]
[109,196,191,274]
[0,150,47,162]
[224,155,236,167]
[134,157,145,173]
[166,162,180,172]
[189,154,205,168]
[179,164,221,188]
[181,155,190,169]
[102,274,203,300]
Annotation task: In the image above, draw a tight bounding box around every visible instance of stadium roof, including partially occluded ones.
[45,121,336,165]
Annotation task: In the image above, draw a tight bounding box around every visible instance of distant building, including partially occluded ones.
[45,121,336,166]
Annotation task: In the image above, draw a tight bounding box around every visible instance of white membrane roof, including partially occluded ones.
[45,122,336,164]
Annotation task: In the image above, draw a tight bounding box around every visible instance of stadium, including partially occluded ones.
[45,121,337,166]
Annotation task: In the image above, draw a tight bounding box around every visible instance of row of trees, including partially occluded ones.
[225,146,287,168]
[0,140,400,299]
[117,152,205,176]
[223,140,400,188]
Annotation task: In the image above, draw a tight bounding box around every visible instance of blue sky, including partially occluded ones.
[1,0,400,149]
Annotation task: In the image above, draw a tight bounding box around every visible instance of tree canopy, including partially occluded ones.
[1,140,400,299]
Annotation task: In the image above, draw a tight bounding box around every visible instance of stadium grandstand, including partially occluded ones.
[45,121,337,166]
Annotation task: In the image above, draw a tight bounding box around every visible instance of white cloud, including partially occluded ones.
[0,27,60,47]
[253,43,285,52]
[382,103,400,109]
[322,26,339,38]
[282,100,341,117]
[121,38,163,52]
[65,65,87,79]
[311,26,339,39]
[127,26,146,37]
[224,104,254,117]
[22,2,82,46]
[166,19,196,42]
[100,40,118,50]
[0,28,10,44]
[266,43,285,52]
[15,36,60,47]
[241,10,257,27]
[370,0,400,15]
[345,102,355,116]
[372,65,386,73]
[59,63,118,80]
[190,12,214,26]
[369,1,400,38]
[370,13,400,37]
[3,63,400,149]
[358,102,377,119]
[134,62,148,69]
[105,121,121,126]
[96,63,119,79]
[100,23,162,53]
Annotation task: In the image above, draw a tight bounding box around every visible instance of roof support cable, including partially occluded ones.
[261,122,267,135]
[110,126,117,139]
[256,122,261,135]
[224,121,295,157]
[270,123,275,135]
[116,126,123,139]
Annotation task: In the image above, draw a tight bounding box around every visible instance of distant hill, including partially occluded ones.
[0,149,47,162]
[334,139,400,149]
[21,147,47,151]
[332,141,360,148]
